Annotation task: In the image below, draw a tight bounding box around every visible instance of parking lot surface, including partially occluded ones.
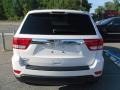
[0,43,120,90]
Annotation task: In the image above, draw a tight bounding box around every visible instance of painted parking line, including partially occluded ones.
[104,50,120,67]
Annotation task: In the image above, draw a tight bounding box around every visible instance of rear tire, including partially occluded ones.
[15,76,25,83]
[88,76,101,83]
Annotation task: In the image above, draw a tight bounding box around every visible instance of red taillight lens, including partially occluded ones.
[95,71,102,75]
[13,70,21,74]
[13,37,32,49]
[84,39,103,51]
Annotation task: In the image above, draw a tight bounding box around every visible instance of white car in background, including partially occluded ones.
[12,9,104,84]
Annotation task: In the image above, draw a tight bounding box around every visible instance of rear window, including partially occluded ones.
[20,13,96,35]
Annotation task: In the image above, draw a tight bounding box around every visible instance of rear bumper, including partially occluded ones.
[16,75,97,85]
[13,58,104,77]
[12,53,104,84]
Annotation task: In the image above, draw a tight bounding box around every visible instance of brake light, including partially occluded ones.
[13,37,31,49]
[84,39,103,51]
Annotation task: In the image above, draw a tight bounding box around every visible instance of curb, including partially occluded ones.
[104,50,120,67]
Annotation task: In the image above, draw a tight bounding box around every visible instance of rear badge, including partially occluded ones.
[53,60,62,65]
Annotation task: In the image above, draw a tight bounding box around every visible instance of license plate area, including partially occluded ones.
[32,39,84,55]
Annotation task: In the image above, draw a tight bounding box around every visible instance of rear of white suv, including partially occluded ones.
[12,10,104,84]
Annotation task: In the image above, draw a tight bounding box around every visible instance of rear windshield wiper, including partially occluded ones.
[52,29,80,34]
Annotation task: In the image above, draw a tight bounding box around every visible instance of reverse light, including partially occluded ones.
[13,37,31,50]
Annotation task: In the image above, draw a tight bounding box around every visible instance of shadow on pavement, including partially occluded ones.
[59,46,120,90]
[104,46,120,55]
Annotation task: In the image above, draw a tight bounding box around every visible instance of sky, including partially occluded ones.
[88,0,113,13]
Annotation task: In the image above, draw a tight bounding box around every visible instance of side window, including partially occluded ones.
[112,19,120,26]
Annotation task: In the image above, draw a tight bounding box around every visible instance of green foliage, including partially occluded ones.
[113,0,120,11]
[95,6,105,14]
[95,0,120,13]
[2,0,39,20]
[20,0,39,15]
[2,0,23,20]
[0,0,5,19]
[0,0,91,20]
[39,0,80,10]
[105,1,116,10]
[95,0,120,19]
[95,6,105,20]
[39,0,91,11]
[81,0,91,11]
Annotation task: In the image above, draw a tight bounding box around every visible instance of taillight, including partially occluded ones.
[13,37,32,49]
[84,39,103,51]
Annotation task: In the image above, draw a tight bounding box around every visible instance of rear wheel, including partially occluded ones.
[15,76,25,83]
[87,76,101,84]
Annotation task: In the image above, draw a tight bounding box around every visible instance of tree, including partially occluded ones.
[1,0,91,20]
[3,0,16,20]
[0,0,5,19]
[19,0,38,15]
[12,0,23,17]
[95,0,120,12]
[95,0,120,20]
[2,0,24,20]
[95,6,105,19]
[2,0,39,20]
[81,0,91,11]
[95,6,104,14]
[38,0,91,11]
[105,1,116,10]
[113,0,120,11]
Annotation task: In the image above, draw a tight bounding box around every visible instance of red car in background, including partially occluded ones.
[103,10,119,18]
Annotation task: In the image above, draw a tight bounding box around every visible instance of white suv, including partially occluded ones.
[12,9,104,84]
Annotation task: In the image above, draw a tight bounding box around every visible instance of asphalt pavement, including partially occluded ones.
[0,45,120,90]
